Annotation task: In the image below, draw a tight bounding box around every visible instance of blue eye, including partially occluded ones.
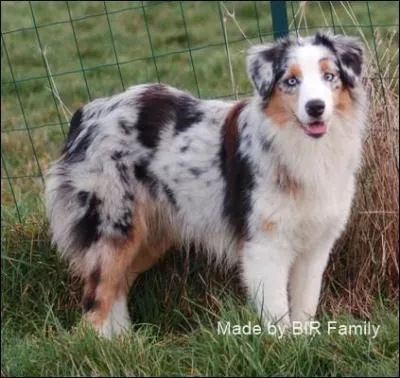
[285,77,298,87]
[324,73,335,82]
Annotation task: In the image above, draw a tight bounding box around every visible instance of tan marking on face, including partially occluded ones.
[263,220,276,232]
[335,86,354,116]
[318,58,354,119]
[288,63,302,79]
[264,63,304,127]
[319,58,334,73]
[264,88,298,127]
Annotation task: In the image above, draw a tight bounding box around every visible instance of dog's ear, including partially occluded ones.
[332,34,364,85]
[314,32,364,87]
[246,41,288,100]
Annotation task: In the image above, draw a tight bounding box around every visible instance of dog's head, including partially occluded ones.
[246,32,364,138]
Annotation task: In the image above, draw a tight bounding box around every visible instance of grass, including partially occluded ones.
[1,1,399,376]
[1,219,399,376]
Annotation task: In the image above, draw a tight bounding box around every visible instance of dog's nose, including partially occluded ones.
[305,99,325,118]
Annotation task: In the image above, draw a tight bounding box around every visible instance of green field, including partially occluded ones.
[1,1,399,376]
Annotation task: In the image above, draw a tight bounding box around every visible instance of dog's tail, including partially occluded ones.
[44,109,137,271]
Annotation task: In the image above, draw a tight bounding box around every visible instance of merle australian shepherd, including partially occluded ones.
[45,32,367,338]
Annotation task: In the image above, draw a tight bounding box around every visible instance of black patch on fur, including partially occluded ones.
[219,146,254,239]
[162,184,177,207]
[134,160,158,197]
[135,85,203,149]
[262,43,288,84]
[111,151,123,160]
[64,123,97,163]
[123,191,134,202]
[189,167,205,177]
[113,209,132,235]
[77,191,89,207]
[111,151,131,185]
[116,161,130,185]
[73,193,102,250]
[111,150,129,161]
[62,108,83,154]
[82,267,101,313]
[219,103,254,239]
[135,85,174,148]
[313,32,335,51]
[180,145,189,152]
[82,297,98,313]
[242,134,252,149]
[134,160,149,181]
[261,135,274,152]
[108,100,121,112]
[119,119,134,135]
[174,95,204,134]
[341,51,362,76]
[211,157,219,166]
[339,69,355,87]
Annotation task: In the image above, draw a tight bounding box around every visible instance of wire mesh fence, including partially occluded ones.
[1,1,399,225]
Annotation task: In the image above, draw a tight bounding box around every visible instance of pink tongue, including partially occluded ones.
[303,122,327,135]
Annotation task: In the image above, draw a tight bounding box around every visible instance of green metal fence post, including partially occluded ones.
[271,1,289,39]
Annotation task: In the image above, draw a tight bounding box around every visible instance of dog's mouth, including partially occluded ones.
[300,121,327,139]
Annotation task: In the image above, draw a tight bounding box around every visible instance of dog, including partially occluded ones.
[45,31,367,338]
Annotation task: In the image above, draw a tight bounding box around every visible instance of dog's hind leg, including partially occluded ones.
[80,203,173,338]
[81,242,137,338]
[80,205,148,338]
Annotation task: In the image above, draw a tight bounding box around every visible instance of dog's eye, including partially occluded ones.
[323,73,335,82]
[285,77,298,87]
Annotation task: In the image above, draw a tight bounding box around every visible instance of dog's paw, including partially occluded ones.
[82,296,132,339]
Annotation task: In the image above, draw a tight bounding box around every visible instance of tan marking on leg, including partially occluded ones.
[84,236,141,328]
[83,201,149,330]
[126,230,174,287]
[82,266,101,312]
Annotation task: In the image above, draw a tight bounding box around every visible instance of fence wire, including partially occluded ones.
[1,1,399,225]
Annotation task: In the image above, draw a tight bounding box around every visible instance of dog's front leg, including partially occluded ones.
[241,236,293,327]
[289,236,335,325]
